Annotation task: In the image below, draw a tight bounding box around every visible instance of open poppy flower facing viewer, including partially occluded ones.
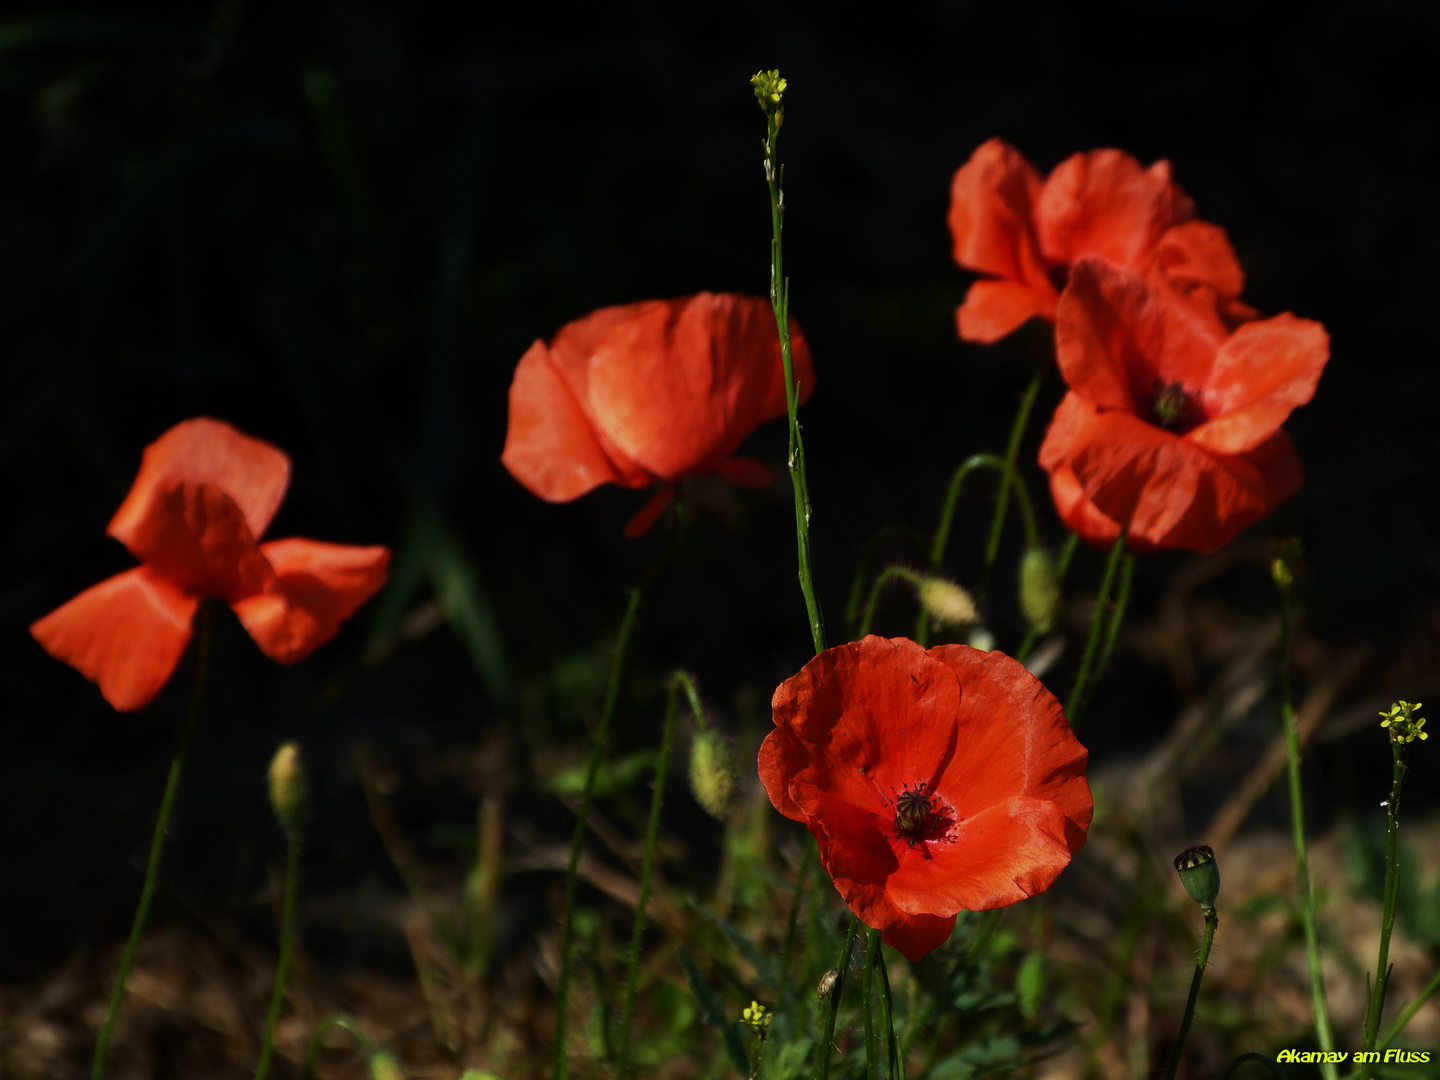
[1039,258,1329,553]
[501,291,814,537]
[759,636,1092,962]
[948,139,1251,343]
[31,418,390,711]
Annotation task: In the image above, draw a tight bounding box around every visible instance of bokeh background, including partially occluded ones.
[3,1,1440,1076]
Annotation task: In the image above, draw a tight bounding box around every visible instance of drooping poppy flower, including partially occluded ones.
[947,139,1251,343]
[1038,257,1329,553]
[501,292,814,537]
[31,418,390,711]
[759,635,1092,962]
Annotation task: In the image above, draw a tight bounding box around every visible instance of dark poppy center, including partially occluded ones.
[892,783,954,847]
[1148,379,1201,434]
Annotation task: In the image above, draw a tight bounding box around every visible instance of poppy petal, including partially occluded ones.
[30,567,198,711]
[1189,314,1330,455]
[109,482,274,600]
[947,138,1052,289]
[230,539,390,665]
[109,417,291,548]
[622,484,675,539]
[1036,150,1184,273]
[1153,220,1245,300]
[501,339,635,502]
[758,727,809,822]
[956,279,1056,343]
[831,877,957,963]
[716,457,773,488]
[1046,460,1125,549]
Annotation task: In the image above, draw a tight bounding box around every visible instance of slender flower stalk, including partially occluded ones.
[255,829,302,1080]
[1064,532,1126,725]
[300,1016,377,1079]
[877,947,902,1080]
[978,364,1045,600]
[92,602,214,1080]
[918,453,1039,646]
[614,673,685,1080]
[818,916,862,1080]
[1163,907,1219,1080]
[1362,701,1427,1076]
[1089,553,1134,688]
[1271,538,1337,1080]
[862,929,882,1080]
[1382,966,1440,1047]
[553,498,686,1080]
[778,839,816,1019]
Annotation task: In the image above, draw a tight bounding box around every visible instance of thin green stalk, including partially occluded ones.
[1163,908,1218,1080]
[845,525,917,636]
[817,916,862,1080]
[779,839,816,1018]
[1277,579,1338,1080]
[860,566,924,640]
[1088,553,1134,689]
[918,453,1039,646]
[1361,743,1407,1073]
[615,674,682,1080]
[1064,532,1126,725]
[756,72,824,655]
[877,946,902,1080]
[553,501,685,1080]
[1381,965,1440,1046]
[863,929,881,1080]
[978,365,1045,601]
[255,828,302,1080]
[301,1016,376,1079]
[92,602,214,1080]
[1015,532,1081,665]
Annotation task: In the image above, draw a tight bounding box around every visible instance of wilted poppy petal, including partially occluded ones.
[109,417,291,548]
[501,339,636,502]
[888,796,1073,915]
[31,567,198,711]
[230,539,390,665]
[716,457,772,488]
[956,279,1056,343]
[111,483,274,600]
[1189,314,1329,455]
[1037,150,1183,273]
[622,484,675,539]
[1152,220,1245,299]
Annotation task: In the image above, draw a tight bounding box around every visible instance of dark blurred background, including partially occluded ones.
[3,0,1439,1008]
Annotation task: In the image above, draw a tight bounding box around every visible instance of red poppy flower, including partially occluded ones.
[31,418,390,711]
[501,292,814,537]
[1038,258,1328,553]
[758,636,1092,962]
[947,139,1250,343]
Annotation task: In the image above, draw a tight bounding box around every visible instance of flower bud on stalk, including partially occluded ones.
[369,1051,407,1080]
[268,742,309,833]
[690,730,739,820]
[1173,845,1220,910]
[919,577,977,629]
[1019,547,1060,634]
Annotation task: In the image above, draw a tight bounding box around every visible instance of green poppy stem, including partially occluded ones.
[877,944,902,1080]
[552,499,685,1080]
[817,916,862,1080]
[1163,907,1218,1080]
[862,929,881,1080]
[92,602,214,1080]
[1276,575,1338,1080]
[614,673,683,1080]
[778,838,816,1020]
[978,364,1045,601]
[300,1016,376,1079]
[255,827,303,1080]
[861,566,926,640]
[1065,532,1126,725]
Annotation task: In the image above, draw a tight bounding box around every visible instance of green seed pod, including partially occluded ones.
[1173,845,1220,909]
[689,730,739,820]
[1019,547,1061,634]
[919,577,977,628]
[267,742,309,833]
[369,1051,407,1080]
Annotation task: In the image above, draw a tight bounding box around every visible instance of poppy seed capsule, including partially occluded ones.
[1173,845,1220,909]
[1019,547,1060,633]
[689,730,739,820]
[919,578,977,628]
[268,742,309,832]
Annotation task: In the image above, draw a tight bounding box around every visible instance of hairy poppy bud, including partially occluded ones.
[369,1051,407,1080]
[817,969,841,998]
[1019,547,1060,634]
[1173,845,1220,909]
[690,730,739,820]
[268,742,309,832]
[919,578,977,628]
[967,626,996,652]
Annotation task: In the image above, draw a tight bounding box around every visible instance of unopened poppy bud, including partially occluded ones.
[369,1051,407,1080]
[817,968,840,998]
[919,578,977,628]
[1173,845,1220,909]
[267,742,309,832]
[689,730,739,820]
[1019,547,1060,634]
[1270,536,1303,593]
